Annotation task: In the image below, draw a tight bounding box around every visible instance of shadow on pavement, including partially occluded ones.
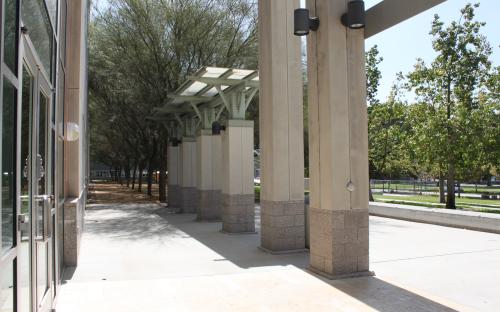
[311,274,461,312]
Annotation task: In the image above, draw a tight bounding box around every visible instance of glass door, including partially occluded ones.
[19,35,54,312]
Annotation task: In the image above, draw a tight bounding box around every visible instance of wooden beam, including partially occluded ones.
[167,94,211,102]
[189,102,203,120]
[195,69,233,96]
[215,85,231,111]
[187,76,245,86]
[245,88,259,111]
[365,0,446,39]
[187,75,259,88]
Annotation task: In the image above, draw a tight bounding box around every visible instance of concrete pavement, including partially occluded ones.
[55,203,500,312]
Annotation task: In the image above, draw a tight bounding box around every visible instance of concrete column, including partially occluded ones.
[63,0,88,266]
[258,0,306,253]
[221,120,255,233]
[167,143,180,208]
[180,137,197,213]
[196,130,222,221]
[306,0,371,278]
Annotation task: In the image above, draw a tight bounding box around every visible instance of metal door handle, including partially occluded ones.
[34,195,52,241]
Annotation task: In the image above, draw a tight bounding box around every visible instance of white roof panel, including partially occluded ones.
[228,69,254,80]
[181,81,207,96]
[203,67,230,78]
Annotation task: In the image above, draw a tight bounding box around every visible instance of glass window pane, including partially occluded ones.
[2,81,17,255]
[19,66,34,312]
[0,260,15,312]
[21,0,54,77]
[57,62,65,202]
[60,0,67,65]
[3,0,19,73]
[45,0,58,30]
[38,92,48,195]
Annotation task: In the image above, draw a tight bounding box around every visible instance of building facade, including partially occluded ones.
[0,0,88,311]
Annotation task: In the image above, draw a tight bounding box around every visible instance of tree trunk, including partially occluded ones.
[147,161,153,196]
[439,175,445,204]
[138,165,144,193]
[125,162,131,188]
[445,76,455,209]
[446,163,456,209]
[369,185,374,202]
[131,162,137,190]
[118,166,123,186]
[159,145,167,202]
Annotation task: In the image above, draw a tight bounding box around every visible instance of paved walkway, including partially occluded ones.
[56,203,500,312]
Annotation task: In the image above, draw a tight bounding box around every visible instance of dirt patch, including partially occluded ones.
[88,182,163,204]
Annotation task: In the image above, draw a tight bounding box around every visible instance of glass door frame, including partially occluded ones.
[19,30,54,312]
[1,1,21,311]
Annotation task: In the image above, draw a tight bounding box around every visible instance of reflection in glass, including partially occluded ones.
[0,260,15,312]
[37,243,49,304]
[1,81,16,255]
[46,0,58,30]
[3,0,18,73]
[21,66,33,220]
[57,63,65,202]
[60,0,67,64]
[19,65,34,312]
[21,0,54,77]
[39,92,47,194]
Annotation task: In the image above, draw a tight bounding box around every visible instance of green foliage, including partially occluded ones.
[406,3,496,208]
[89,0,258,199]
[366,45,383,106]
[366,4,499,210]
[368,81,415,179]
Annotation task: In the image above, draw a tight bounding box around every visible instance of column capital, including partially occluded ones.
[226,119,254,128]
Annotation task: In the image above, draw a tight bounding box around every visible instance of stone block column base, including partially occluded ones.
[168,185,181,208]
[197,190,222,221]
[260,200,306,252]
[309,207,370,278]
[222,194,255,233]
[63,196,84,266]
[180,187,198,213]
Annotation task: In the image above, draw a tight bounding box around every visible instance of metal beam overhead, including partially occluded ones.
[365,0,447,39]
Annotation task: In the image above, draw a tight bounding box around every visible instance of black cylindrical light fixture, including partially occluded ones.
[294,8,319,36]
[341,0,365,29]
[212,121,222,135]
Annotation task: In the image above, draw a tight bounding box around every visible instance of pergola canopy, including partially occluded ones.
[154,66,259,129]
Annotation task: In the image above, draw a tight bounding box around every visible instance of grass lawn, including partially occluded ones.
[373,193,500,214]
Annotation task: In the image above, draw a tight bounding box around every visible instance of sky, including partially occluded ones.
[96,0,499,103]
[363,0,500,102]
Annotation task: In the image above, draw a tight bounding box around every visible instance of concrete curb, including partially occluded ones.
[369,202,500,234]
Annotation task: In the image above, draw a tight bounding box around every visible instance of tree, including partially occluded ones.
[407,3,493,208]
[366,45,383,201]
[88,0,258,201]
[366,45,383,106]
[369,77,414,180]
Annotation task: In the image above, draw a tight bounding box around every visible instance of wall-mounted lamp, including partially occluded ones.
[294,8,319,36]
[66,122,80,141]
[341,0,365,29]
[212,121,222,135]
[171,138,180,147]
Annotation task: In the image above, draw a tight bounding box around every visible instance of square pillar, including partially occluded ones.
[306,0,371,278]
[167,144,180,208]
[221,120,255,233]
[180,138,198,213]
[258,0,306,253]
[196,130,222,221]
